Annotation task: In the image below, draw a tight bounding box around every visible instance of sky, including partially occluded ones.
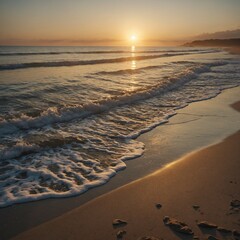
[0,0,240,46]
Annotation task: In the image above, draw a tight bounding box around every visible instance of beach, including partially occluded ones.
[1,1,240,239]
[13,131,240,240]
[1,86,238,240]
[0,46,240,240]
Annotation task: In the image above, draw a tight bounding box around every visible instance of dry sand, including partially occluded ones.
[13,102,240,240]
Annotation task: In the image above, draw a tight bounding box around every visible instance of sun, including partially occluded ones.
[130,35,137,42]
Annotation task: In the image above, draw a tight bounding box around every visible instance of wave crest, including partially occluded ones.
[0,48,208,56]
[0,51,217,71]
[0,62,223,136]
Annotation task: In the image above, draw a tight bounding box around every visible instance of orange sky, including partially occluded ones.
[0,0,240,46]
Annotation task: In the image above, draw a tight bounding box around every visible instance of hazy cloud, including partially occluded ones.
[0,38,122,46]
[1,29,239,46]
[192,28,240,40]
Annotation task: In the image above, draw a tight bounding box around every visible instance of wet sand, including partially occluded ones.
[13,102,240,240]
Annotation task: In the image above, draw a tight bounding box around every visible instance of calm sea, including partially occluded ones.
[0,46,239,207]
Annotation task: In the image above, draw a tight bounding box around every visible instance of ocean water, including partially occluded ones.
[0,46,239,207]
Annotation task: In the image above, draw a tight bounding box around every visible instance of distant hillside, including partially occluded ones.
[184,38,240,47]
[192,29,240,40]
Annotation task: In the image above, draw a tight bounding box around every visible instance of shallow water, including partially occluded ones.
[0,46,239,207]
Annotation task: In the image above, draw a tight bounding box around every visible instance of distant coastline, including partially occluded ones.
[184,38,240,47]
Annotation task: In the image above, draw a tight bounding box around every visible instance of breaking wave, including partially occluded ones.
[0,50,217,71]
[0,62,224,136]
[0,46,237,208]
[0,48,210,56]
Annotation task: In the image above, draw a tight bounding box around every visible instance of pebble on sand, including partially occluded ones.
[197,221,217,229]
[112,219,127,227]
[163,216,194,235]
[217,226,232,233]
[192,205,200,210]
[138,237,160,240]
[155,203,162,209]
[116,230,126,239]
[230,199,240,208]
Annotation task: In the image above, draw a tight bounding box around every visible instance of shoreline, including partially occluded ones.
[13,103,240,240]
[0,86,240,239]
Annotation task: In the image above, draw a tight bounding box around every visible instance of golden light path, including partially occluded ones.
[129,34,137,70]
[130,34,137,57]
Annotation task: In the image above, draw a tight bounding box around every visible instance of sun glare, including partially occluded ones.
[130,35,137,42]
